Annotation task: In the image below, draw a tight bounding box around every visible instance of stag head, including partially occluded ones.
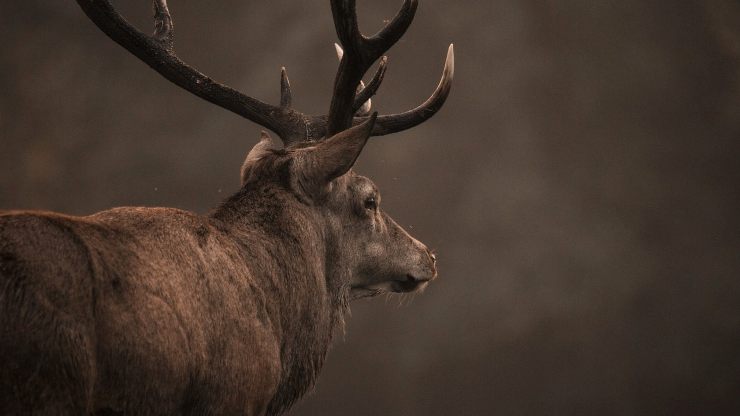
[76,0,453,298]
[240,117,439,299]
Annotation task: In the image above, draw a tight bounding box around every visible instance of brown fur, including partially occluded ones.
[0,124,437,415]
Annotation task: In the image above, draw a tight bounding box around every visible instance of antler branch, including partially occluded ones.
[152,0,173,47]
[75,0,311,143]
[327,0,419,136]
[353,56,387,114]
[371,43,455,135]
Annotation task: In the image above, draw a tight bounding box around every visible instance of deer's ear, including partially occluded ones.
[294,113,377,196]
[241,131,274,185]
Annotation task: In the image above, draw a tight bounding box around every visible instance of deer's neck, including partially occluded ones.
[210,188,349,412]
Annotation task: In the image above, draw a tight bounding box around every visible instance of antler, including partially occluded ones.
[75,0,453,145]
[74,0,305,142]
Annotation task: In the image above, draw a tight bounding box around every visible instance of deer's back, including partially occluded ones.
[0,208,280,414]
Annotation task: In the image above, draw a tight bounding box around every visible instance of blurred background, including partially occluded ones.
[2,0,740,414]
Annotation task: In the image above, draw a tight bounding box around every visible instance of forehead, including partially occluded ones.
[345,173,378,195]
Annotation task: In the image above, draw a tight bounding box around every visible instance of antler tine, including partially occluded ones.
[152,0,173,47]
[368,43,455,136]
[354,56,388,114]
[75,0,308,144]
[365,0,419,58]
[327,0,418,137]
[280,67,292,108]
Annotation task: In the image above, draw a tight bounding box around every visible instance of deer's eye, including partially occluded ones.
[364,196,378,210]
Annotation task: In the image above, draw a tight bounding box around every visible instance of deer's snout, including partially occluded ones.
[358,214,439,294]
[393,238,437,293]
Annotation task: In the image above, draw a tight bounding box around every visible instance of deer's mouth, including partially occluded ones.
[390,274,431,293]
[350,274,431,298]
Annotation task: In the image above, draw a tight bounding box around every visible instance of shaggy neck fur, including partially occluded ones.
[211,183,350,415]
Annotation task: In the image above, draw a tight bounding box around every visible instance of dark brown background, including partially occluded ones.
[2,1,740,414]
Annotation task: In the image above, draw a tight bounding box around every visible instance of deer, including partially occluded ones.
[0,0,453,414]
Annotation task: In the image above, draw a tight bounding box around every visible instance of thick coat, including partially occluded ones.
[0,181,342,415]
